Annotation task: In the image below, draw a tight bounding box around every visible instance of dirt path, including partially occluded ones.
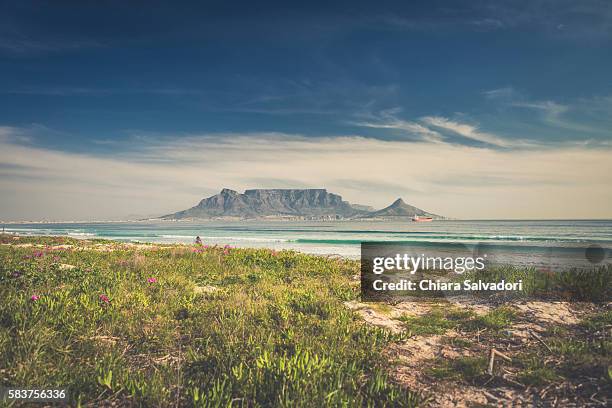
[347,299,609,407]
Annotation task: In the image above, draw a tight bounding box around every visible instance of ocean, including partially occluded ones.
[3,220,611,270]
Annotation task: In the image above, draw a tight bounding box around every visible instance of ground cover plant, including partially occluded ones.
[0,236,422,407]
[458,264,612,301]
[394,300,611,405]
[1,236,610,406]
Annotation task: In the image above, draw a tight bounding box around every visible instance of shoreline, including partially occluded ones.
[3,231,611,270]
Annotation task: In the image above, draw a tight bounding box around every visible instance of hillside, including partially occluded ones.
[363,198,441,219]
[161,188,441,220]
[161,188,367,219]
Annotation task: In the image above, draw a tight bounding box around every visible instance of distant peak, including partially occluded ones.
[391,198,405,206]
[220,188,238,195]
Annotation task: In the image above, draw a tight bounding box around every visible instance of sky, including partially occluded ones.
[1,0,611,220]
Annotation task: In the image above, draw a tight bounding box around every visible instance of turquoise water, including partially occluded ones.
[4,220,611,268]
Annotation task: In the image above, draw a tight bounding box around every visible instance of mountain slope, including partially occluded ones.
[161,189,442,220]
[363,198,440,219]
[161,188,368,219]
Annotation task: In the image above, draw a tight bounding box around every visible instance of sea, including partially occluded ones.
[3,219,611,270]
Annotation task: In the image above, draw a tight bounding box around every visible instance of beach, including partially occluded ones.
[4,219,611,267]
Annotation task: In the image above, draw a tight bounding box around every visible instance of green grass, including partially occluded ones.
[513,334,610,388]
[398,307,465,336]
[443,337,472,348]
[0,237,422,407]
[516,310,612,388]
[463,306,517,332]
[399,305,516,336]
[581,310,612,332]
[458,265,612,301]
[516,357,561,386]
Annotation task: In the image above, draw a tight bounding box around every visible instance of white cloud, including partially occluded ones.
[511,100,601,133]
[482,86,519,101]
[354,119,444,143]
[1,128,611,220]
[420,116,513,147]
[512,100,568,116]
[353,108,444,143]
[483,87,609,135]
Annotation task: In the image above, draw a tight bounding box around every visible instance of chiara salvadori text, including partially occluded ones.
[372,279,523,292]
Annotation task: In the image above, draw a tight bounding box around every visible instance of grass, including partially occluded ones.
[398,307,467,336]
[399,305,516,336]
[512,336,610,388]
[458,265,612,301]
[581,310,612,332]
[0,236,422,407]
[463,306,517,332]
[512,311,612,390]
[428,356,488,383]
[516,358,561,386]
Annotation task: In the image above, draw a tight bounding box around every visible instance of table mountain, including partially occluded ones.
[161,188,441,220]
[162,188,365,219]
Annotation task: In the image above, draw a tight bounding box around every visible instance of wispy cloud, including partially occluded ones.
[353,109,444,144]
[420,116,513,147]
[482,86,518,101]
[0,126,33,144]
[484,86,609,134]
[511,100,602,133]
[374,0,612,41]
[0,32,102,56]
[2,87,204,97]
[354,109,542,148]
[511,100,568,117]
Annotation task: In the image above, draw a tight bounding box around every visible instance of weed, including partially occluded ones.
[429,356,488,383]
[462,306,517,332]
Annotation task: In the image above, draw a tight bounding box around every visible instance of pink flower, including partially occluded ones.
[99,294,110,303]
[147,277,157,284]
[30,295,40,301]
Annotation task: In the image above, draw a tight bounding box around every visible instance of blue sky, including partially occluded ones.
[1,1,611,219]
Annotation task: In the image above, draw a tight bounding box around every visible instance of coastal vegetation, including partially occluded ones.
[0,235,420,407]
[0,235,610,406]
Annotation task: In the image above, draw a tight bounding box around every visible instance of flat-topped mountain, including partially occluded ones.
[162,188,364,219]
[161,188,442,220]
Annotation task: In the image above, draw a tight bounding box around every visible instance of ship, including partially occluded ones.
[412,215,433,222]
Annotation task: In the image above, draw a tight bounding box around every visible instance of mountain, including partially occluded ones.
[161,188,368,219]
[161,189,441,220]
[363,198,440,219]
